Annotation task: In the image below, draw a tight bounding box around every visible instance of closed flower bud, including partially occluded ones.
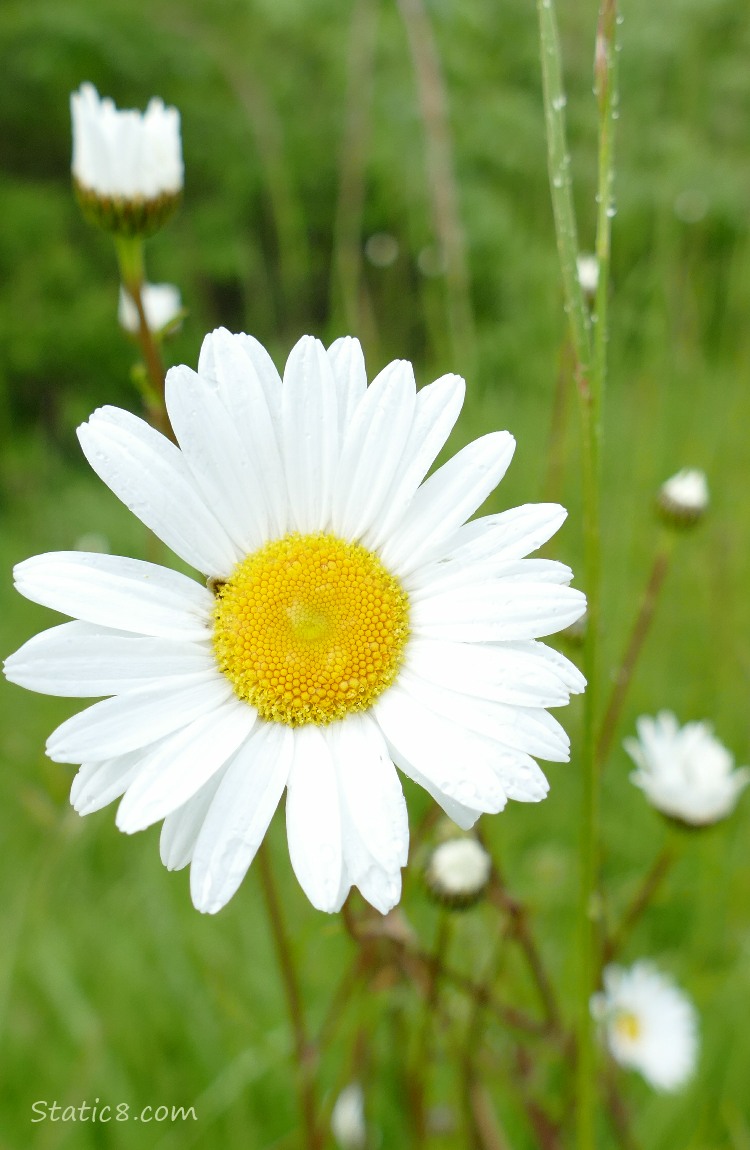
[119,283,182,336]
[657,468,708,527]
[71,83,183,237]
[425,836,492,909]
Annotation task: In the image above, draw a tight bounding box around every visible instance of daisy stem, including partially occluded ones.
[596,536,674,768]
[113,235,172,439]
[257,842,321,1150]
[602,841,677,966]
[538,1,617,1147]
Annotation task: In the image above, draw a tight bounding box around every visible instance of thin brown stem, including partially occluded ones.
[597,544,672,768]
[602,844,676,966]
[487,870,562,1034]
[257,843,321,1150]
[128,280,173,439]
[409,913,452,1145]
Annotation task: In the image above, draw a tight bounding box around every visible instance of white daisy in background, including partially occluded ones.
[657,468,709,527]
[71,82,183,234]
[425,835,492,908]
[4,330,585,915]
[330,1082,367,1150]
[576,253,599,299]
[625,711,749,827]
[591,962,698,1091]
[118,283,183,336]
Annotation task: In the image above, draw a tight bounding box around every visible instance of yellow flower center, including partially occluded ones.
[212,532,410,726]
[614,1010,641,1043]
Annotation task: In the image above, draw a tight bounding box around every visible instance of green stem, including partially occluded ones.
[114,235,172,439]
[538,2,618,1147]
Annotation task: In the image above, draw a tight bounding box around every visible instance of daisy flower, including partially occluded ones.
[4,331,586,915]
[657,468,709,527]
[625,711,749,827]
[71,82,183,235]
[424,835,492,908]
[592,962,698,1091]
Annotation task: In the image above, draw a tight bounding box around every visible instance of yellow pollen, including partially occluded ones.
[614,1010,641,1043]
[212,532,410,726]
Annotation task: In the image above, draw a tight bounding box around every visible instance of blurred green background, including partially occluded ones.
[1,0,749,1146]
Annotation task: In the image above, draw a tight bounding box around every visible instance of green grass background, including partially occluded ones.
[1,0,749,1145]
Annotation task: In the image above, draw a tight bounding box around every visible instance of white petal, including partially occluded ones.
[364,372,466,551]
[327,337,368,434]
[160,769,227,871]
[13,552,213,640]
[196,329,289,537]
[165,365,270,552]
[116,699,257,831]
[70,750,144,814]
[378,432,516,577]
[442,503,568,562]
[5,621,215,697]
[285,725,345,912]
[331,359,416,539]
[407,557,574,599]
[373,684,509,814]
[281,336,339,533]
[329,713,409,871]
[398,668,568,763]
[46,674,234,763]
[411,581,587,641]
[512,639,586,694]
[77,406,239,576]
[190,722,294,913]
[404,637,580,708]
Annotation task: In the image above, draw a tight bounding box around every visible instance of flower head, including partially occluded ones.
[71,83,183,236]
[657,468,709,527]
[425,835,492,908]
[625,711,749,826]
[118,283,182,336]
[4,331,585,915]
[592,962,698,1091]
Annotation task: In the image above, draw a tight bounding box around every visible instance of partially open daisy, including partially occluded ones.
[4,331,585,914]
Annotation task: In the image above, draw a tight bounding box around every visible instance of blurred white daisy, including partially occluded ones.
[576,253,599,298]
[625,711,749,827]
[119,283,182,336]
[71,82,183,234]
[5,331,585,915]
[592,962,698,1091]
[425,836,492,907]
[331,1082,366,1149]
[657,468,709,526]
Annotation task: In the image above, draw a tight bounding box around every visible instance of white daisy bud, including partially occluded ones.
[576,253,599,298]
[118,283,183,336]
[657,468,709,527]
[624,711,749,827]
[71,83,183,236]
[425,836,492,908]
[591,962,698,1092]
[331,1083,366,1150]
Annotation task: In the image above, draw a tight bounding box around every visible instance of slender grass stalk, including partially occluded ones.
[257,842,321,1150]
[396,0,476,374]
[537,1,618,1146]
[330,0,380,335]
[603,840,677,966]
